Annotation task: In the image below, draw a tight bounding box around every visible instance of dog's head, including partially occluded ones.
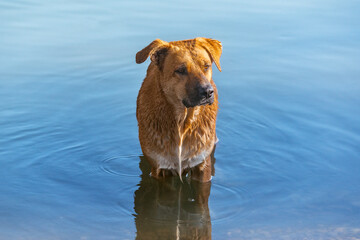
[136,38,222,108]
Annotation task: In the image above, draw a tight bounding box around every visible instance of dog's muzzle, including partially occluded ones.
[183,84,214,108]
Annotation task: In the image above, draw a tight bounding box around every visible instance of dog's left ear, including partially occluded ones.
[196,38,222,72]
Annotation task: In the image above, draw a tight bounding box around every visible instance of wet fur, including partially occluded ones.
[136,38,222,182]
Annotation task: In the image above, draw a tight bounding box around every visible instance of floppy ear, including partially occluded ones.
[196,37,222,72]
[136,39,169,69]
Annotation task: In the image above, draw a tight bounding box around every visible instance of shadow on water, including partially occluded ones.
[133,150,216,240]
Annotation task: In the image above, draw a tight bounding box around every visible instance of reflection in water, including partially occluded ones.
[134,151,216,240]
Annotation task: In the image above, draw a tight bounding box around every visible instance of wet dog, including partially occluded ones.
[136,37,222,182]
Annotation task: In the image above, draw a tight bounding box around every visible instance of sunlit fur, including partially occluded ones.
[136,37,222,182]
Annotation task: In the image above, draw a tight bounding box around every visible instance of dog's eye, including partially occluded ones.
[204,64,211,71]
[175,66,187,75]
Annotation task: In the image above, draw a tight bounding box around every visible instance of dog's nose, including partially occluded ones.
[207,87,214,98]
[200,85,214,99]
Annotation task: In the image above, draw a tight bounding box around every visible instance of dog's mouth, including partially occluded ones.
[182,96,214,108]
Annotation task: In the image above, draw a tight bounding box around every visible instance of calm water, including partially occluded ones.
[1,0,360,239]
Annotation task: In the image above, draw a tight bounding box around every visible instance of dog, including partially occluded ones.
[136,37,222,182]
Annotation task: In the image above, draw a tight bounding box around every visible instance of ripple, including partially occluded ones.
[99,155,140,178]
[210,182,249,223]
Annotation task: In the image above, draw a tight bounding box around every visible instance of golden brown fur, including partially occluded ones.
[136,37,222,182]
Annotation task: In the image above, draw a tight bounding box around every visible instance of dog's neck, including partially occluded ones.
[176,107,200,133]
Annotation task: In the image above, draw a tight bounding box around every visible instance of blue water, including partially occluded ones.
[1,0,360,239]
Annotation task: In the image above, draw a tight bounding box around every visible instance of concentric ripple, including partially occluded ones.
[99,155,140,178]
[210,182,249,223]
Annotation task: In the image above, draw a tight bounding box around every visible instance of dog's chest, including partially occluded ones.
[180,137,214,169]
[148,124,215,170]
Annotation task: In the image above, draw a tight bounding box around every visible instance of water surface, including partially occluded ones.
[1,0,360,239]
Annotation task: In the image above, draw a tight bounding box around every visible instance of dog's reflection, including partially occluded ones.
[134,151,215,240]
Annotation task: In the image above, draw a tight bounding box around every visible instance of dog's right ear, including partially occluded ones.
[136,39,169,69]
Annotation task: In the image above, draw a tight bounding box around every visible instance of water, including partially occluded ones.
[1,0,360,239]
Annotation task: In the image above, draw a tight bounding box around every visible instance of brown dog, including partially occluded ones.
[136,37,222,182]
